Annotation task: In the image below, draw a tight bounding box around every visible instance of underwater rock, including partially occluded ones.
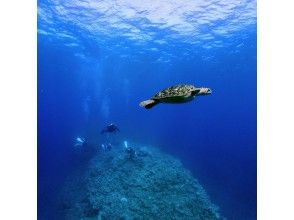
[58,145,225,220]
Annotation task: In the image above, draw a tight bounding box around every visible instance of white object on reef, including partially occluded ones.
[120,197,128,203]
[124,140,128,149]
[101,144,106,150]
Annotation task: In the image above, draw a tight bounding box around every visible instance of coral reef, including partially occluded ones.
[58,145,225,220]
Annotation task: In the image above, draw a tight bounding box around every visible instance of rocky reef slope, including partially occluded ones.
[58,145,224,220]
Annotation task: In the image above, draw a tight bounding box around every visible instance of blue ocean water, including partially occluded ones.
[38,0,256,219]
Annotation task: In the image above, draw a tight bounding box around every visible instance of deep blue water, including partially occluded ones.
[38,0,256,219]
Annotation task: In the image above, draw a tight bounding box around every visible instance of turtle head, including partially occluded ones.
[192,87,212,96]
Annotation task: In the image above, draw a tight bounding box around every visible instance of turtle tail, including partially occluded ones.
[139,99,158,109]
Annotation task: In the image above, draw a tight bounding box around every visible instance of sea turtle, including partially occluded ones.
[139,84,212,109]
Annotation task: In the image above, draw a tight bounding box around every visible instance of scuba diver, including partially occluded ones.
[101,123,120,134]
[124,141,137,160]
[101,143,112,152]
[74,137,87,147]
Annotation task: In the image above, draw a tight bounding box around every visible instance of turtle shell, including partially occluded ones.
[152,84,196,100]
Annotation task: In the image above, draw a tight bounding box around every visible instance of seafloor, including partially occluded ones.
[58,144,225,220]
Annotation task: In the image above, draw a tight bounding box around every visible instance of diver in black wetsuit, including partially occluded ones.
[100,123,120,134]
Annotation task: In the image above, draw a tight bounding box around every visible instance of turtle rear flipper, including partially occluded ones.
[139,99,159,109]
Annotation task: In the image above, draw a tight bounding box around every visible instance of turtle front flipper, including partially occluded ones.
[139,99,159,109]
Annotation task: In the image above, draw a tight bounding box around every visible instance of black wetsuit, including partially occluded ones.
[101,124,120,134]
